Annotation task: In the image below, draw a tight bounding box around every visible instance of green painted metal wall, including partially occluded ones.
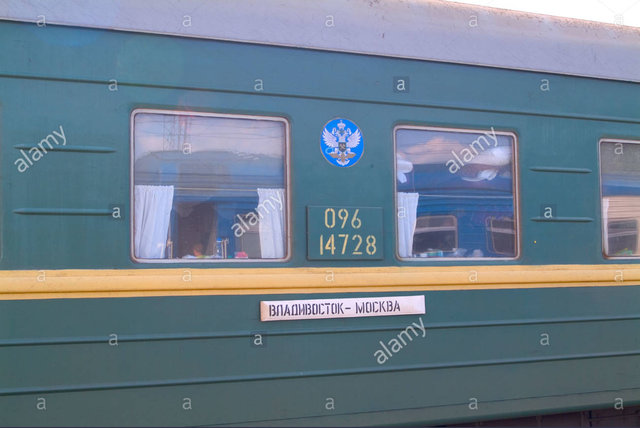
[0,21,639,426]
[2,289,640,426]
[0,21,639,269]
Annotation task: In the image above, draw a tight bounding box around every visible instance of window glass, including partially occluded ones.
[396,127,517,259]
[486,217,516,256]
[133,111,288,261]
[413,215,458,255]
[600,140,640,257]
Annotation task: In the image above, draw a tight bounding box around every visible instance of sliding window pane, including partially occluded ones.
[396,126,517,259]
[600,140,640,257]
[133,111,288,261]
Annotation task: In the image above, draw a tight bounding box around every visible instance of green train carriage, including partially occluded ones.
[1,0,640,426]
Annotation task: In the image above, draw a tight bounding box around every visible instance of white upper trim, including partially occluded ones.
[2,0,640,82]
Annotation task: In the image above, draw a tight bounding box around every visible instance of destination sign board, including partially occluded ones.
[307,206,383,260]
[260,295,425,321]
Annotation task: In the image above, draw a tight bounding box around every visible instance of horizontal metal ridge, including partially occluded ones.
[218,386,640,427]
[2,349,639,396]
[530,217,594,222]
[2,74,640,125]
[530,167,592,174]
[13,144,115,153]
[13,208,113,216]
[2,314,639,347]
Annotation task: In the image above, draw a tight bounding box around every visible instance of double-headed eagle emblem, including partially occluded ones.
[322,120,362,166]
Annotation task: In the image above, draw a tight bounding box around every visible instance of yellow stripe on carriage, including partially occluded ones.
[0,264,638,300]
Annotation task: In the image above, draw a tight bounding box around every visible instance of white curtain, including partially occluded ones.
[257,188,285,259]
[397,192,420,258]
[134,185,174,259]
[602,197,609,255]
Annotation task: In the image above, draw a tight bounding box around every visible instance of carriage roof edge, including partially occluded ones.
[1,0,640,83]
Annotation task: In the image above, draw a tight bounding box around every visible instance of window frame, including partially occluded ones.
[393,124,521,262]
[130,108,292,264]
[599,137,640,260]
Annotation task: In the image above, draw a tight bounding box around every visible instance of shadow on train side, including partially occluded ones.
[441,404,640,427]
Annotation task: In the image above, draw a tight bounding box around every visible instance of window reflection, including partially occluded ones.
[133,111,287,261]
[396,127,517,259]
[600,140,640,257]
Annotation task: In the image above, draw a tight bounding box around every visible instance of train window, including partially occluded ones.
[600,139,640,258]
[395,126,518,259]
[132,110,289,262]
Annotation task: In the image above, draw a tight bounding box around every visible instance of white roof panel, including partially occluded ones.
[1,0,640,82]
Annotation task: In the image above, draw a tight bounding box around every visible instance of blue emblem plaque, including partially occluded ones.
[321,118,364,167]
